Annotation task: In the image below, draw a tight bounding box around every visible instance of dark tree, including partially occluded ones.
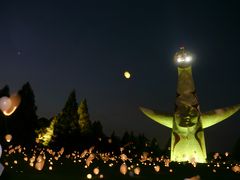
[0,85,10,97]
[0,85,10,141]
[78,99,92,135]
[92,121,104,138]
[150,138,161,155]
[136,133,149,151]
[37,117,51,129]
[121,131,130,145]
[109,131,121,150]
[7,82,38,145]
[233,137,240,161]
[54,91,79,146]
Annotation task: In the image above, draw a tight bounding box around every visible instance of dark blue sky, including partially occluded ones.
[0,0,240,152]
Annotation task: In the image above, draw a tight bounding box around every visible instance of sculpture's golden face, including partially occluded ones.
[175,105,198,127]
[174,48,193,68]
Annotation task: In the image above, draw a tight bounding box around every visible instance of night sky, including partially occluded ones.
[1,0,240,152]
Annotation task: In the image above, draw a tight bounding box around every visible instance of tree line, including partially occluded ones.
[1,82,240,159]
[0,82,162,154]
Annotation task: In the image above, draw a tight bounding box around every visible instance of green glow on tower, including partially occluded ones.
[140,47,240,163]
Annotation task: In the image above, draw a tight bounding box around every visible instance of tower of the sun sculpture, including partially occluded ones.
[140,47,240,163]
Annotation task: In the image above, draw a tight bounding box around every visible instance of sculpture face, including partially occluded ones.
[175,105,198,128]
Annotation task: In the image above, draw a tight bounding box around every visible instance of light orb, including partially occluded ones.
[86,174,92,179]
[120,163,127,175]
[134,167,140,175]
[5,134,12,143]
[124,71,131,79]
[93,167,100,175]
[0,94,21,116]
[0,97,12,112]
[154,165,160,172]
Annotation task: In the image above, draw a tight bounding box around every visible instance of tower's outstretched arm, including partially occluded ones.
[140,106,173,128]
[201,104,240,129]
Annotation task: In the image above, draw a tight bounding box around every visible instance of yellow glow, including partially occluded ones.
[3,106,17,116]
[124,71,131,79]
[5,134,12,142]
[2,94,21,116]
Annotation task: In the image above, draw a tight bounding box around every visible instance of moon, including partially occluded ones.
[124,71,131,79]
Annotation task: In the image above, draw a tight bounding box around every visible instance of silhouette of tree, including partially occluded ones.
[150,137,161,155]
[92,121,104,138]
[122,131,130,145]
[0,85,9,97]
[54,91,79,146]
[0,85,10,141]
[37,117,51,129]
[7,82,38,145]
[233,137,240,161]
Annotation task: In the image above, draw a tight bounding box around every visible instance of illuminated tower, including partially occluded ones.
[140,47,240,163]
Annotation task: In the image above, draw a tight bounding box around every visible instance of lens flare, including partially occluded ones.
[0,97,12,112]
[2,94,21,116]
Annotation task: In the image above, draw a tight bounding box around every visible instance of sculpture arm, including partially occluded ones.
[140,106,173,128]
[201,104,240,129]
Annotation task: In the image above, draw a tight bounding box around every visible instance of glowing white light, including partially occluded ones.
[185,56,192,62]
[87,174,92,179]
[177,57,183,63]
[99,174,104,179]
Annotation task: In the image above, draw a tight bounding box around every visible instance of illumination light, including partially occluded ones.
[177,57,184,63]
[87,174,92,179]
[185,56,192,62]
[124,71,131,79]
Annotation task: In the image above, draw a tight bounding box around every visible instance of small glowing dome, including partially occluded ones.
[5,134,12,143]
[174,47,193,67]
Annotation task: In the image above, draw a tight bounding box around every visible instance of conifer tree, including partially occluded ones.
[9,82,38,145]
[92,121,104,137]
[78,99,92,134]
[37,116,58,146]
[55,91,79,137]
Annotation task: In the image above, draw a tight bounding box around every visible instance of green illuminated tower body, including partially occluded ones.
[140,48,240,163]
